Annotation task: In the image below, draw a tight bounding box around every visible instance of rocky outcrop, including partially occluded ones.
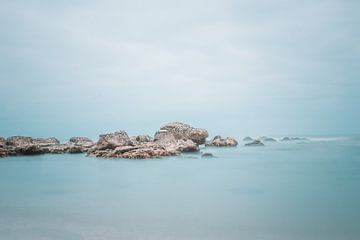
[205,136,238,147]
[245,140,264,147]
[159,122,208,145]
[243,136,253,141]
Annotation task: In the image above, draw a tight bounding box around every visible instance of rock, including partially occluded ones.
[155,129,199,153]
[244,140,264,147]
[258,136,277,142]
[281,137,291,141]
[205,136,238,147]
[291,137,309,141]
[281,137,309,141]
[159,122,208,145]
[201,153,213,158]
[243,136,253,141]
[95,131,133,150]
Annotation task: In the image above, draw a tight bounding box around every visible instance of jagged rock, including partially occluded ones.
[243,136,253,141]
[205,136,238,147]
[95,131,133,150]
[245,140,264,146]
[159,122,208,145]
[201,153,214,158]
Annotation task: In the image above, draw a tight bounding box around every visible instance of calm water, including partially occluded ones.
[1,136,360,240]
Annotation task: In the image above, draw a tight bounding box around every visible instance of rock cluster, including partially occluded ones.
[206,136,238,147]
[0,136,94,157]
[88,122,205,159]
[0,122,241,159]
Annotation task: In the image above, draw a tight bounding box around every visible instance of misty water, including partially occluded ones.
[1,136,360,240]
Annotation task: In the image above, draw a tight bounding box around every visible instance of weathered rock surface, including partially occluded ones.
[243,136,253,141]
[69,137,94,147]
[130,135,153,145]
[159,122,208,145]
[244,140,265,147]
[205,136,238,147]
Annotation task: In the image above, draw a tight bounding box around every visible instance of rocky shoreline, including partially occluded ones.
[0,122,309,159]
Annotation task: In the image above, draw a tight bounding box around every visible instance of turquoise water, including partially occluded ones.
[1,137,360,240]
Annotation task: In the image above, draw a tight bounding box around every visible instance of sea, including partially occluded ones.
[1,136,359,240]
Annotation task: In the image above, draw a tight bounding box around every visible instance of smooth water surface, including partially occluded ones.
[1,137,360,240]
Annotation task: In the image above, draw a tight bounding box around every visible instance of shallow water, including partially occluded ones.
[1,137,360,240]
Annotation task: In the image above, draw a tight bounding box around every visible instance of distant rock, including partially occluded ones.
[281,137,309,141]
[243,136,253,141]
[244,140,264,147]
[258,136,277,142]
[206,136,238,147]
[201,153,214,158]
[281,137,291,141]
[69,137,94,147]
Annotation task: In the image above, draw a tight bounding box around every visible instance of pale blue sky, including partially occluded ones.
[0,0,359,139]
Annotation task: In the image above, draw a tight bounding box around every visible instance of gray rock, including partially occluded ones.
[201,153,214,158]
[258,136,277,142]
[244,140,264,147]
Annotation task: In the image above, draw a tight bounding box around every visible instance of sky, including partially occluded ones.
[0,0,359,140]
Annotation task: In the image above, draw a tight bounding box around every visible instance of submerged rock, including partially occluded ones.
[244,140,264,147]
[201,152,214,158]
[243,136,253,142]
[205,136,238,147]
[281,137,309,141]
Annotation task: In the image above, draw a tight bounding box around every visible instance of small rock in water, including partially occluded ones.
[201,153,214,158]
[244,140,264,147]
